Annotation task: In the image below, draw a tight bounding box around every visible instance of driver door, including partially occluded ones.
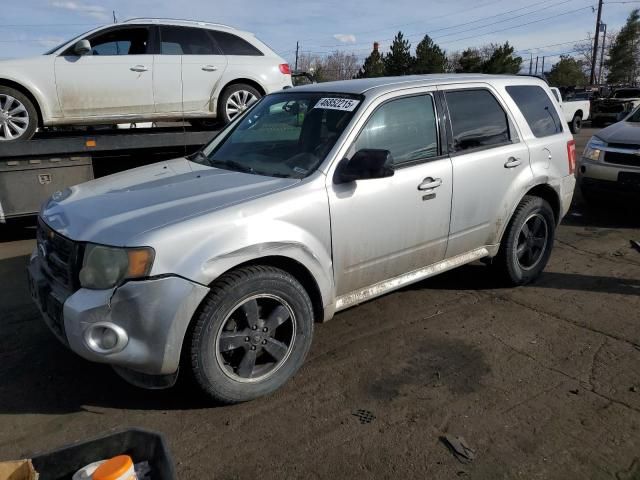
[54,25,155,119]
[327,90,453,297]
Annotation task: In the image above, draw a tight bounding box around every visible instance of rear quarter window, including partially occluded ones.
[211,31,264,56]
[506,85,563,138]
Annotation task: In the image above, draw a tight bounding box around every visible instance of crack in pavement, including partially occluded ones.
[556,238,640,267]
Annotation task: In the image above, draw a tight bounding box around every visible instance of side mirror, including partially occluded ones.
[74,39,92,56]
[334,149,394,184]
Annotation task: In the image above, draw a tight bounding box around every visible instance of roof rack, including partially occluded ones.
[124,18,236,29]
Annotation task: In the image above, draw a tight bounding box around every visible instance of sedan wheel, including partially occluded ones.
[0,94,30,141]
[515,213,549,271]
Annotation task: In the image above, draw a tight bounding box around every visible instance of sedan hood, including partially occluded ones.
[41,157,298,245]
[596,120,640,145]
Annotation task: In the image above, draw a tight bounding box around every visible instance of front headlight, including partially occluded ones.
[79,244,155,290]
[583,136,606,162]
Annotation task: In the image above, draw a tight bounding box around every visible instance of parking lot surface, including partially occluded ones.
[1,128,639,479]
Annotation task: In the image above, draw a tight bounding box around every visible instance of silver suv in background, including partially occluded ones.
[0,18,292,142]
[28,75,576,403]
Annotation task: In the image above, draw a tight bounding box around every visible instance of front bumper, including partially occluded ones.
[28,254,209,377]
[577,158,640,195]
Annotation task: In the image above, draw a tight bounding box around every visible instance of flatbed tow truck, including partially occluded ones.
[0,126,218,222]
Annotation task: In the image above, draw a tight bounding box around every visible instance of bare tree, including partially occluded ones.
[295,50,361,82]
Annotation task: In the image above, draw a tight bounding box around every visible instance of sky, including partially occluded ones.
[2,0,639,70]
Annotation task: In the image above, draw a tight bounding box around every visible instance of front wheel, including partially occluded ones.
[0,86,37,142]
[494,196,555,286]
[570,114,582,134]
[189,265,314,403]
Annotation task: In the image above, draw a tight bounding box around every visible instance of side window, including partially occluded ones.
[160,26,218,55]
[506,85,563,138]
[353,95,439,166]
[211,31,263,56]
[89,27,149,55]
[445,89,510,152]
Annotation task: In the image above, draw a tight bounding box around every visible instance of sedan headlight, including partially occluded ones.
[79,244,155,290]
[583,136,606,162]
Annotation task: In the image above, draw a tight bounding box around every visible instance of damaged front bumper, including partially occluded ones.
[27,254,209,386]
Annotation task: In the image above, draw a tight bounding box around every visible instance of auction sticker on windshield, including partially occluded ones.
[314,98,360,111]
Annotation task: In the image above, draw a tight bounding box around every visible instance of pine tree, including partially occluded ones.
[607,9,640,85]
[413,34,448,74]
[357,42,385,78]
[547,55,588,87]
[384,31,413,76]
[456,48,484,73]
[482,42,522,74]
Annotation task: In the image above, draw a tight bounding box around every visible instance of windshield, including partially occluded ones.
[198,92,362,179]
[625,106,640,122]
[612,89,640,98]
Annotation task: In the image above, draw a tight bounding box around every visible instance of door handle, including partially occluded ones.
[504,157,522,168]
[418,177,442,191]
[202,65,218,72]
[130,65,148,72]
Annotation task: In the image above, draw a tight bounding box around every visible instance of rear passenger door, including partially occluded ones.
[158,26,227,114]
[440,85,532,258]
[328,91,453,296]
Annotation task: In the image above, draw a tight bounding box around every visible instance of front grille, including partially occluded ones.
[603,151,640,167]
[37,219,82,291]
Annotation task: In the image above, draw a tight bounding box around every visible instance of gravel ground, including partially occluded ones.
[1,128,639,479]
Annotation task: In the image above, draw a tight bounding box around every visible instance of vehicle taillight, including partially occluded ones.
[567,139,576,174]
[279,63,291,75]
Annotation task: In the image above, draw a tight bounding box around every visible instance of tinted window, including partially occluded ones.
[613,89,640,98]
[354,95,438,166]
[506,85,563,138]
[445,89,510,152]
[89,27,149,55]
[160,26,218,55]
[211,31,263,56]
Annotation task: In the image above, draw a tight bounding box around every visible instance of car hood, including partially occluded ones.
[41,157,299,245]
[596,120,640,144]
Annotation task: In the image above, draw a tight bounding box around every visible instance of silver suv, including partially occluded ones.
[0,18,292,142]
[28,75,576,403]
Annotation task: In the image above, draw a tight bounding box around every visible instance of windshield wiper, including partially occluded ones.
[187,150,211,166]
[209,159,256,175]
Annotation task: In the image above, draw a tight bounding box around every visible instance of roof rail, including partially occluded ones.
[124,17,236,29]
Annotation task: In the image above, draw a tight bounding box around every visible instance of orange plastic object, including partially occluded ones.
[85,139,97,148]
[91,455,133,480]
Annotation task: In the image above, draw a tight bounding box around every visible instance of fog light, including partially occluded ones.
[85,323,128,354]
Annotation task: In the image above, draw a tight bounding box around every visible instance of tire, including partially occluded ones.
[570,114,582,134]
[189,265,314,403]
[0,86,37,142]
[218,84,262,124]
[494,196,556,286]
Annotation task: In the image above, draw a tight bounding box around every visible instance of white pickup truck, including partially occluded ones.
[550,87,590,134]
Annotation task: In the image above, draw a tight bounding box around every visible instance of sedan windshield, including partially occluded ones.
[199,92,363,179]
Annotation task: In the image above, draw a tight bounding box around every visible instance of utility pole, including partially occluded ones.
[590,0,604,85]
[529,54,533,74]
[113,10,117,23]
[535,56,539,75]
[294,41,299,71]
[598,23,608,85]
[541,56,545,76]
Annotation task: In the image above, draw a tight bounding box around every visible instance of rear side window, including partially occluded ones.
[160,26,218,55]
[87,27,149,55]
[445,89,510,152]
[506,85,563,138]
[354,95,439,166]
[211,31,263,56]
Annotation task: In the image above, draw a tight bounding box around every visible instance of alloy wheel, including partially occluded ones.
[215,294,296,383]
[225,90,258,121]
[0,94,30,141]
[516,213,549,270]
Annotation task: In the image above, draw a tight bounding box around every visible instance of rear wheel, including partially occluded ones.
[494,196,555,286]
[570,114,582,134]
[189,265,314,404]
[0,86,37,142]
[218,84,261,124]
